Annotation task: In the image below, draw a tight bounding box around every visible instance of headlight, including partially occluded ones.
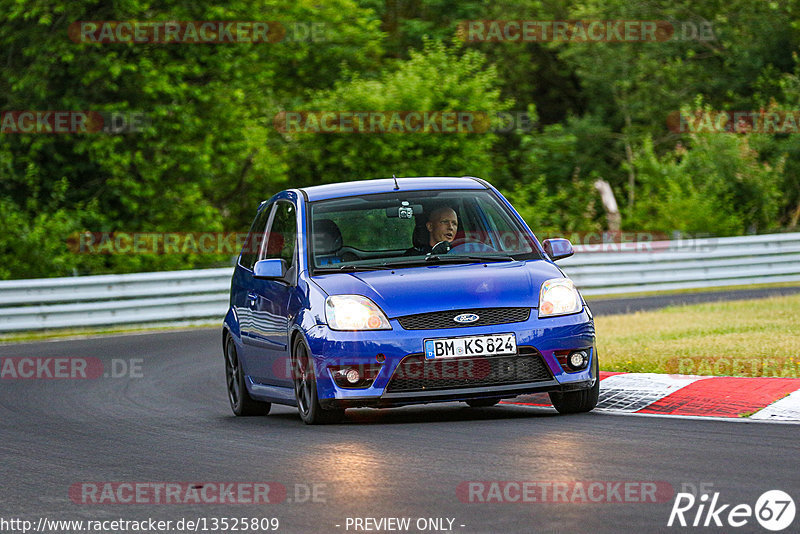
[325,295,392,331]
[539,278,582,317]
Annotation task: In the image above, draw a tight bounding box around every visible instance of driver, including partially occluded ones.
[406,206,458,255]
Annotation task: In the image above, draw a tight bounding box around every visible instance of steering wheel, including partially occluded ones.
[446,237,497,254]
[430,241,452,255]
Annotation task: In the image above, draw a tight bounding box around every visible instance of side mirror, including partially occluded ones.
[253,258,287,279]
[542,238,574,261]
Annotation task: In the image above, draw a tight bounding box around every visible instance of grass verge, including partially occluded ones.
[596,294,800,377]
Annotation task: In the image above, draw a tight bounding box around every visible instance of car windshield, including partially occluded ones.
[308,189,541,272]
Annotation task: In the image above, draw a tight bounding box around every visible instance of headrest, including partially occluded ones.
[313,218,343,255]
[412,220,429,249]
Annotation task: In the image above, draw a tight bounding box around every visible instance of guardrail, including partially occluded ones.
[563,232,800,295]
[1,232,799,332]
[0,269,232,332]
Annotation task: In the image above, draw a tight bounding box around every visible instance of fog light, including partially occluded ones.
[568,350,588,370]
[345,368,360,384]
[330,364,383,389]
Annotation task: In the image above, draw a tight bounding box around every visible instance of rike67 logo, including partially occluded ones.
[668,490,795,531]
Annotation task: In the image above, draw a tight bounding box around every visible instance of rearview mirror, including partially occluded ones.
[253,258,287,279]
[385,204,422,219]
[542,238,574,261]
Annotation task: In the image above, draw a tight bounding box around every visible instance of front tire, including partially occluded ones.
[225,335,271,416]
[549,351,600,414]
[292,337,345,425]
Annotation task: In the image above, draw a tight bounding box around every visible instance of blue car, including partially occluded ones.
[223,176,598,424]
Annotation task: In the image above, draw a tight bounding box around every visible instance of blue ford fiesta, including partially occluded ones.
[222,176,598,424]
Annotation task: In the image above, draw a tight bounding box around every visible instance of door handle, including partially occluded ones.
[247,292,258,305]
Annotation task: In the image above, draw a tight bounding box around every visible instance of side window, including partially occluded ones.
[263,201,297,266]
[239,203,271,270]
[477,197,535,253]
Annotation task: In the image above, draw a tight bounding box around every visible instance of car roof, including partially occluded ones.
[299,176,488,202]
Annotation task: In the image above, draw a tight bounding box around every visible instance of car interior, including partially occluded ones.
[311,199,472,267]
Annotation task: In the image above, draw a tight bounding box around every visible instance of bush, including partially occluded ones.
[627,135,783,236]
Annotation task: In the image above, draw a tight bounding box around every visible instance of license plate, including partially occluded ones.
[424,333,517,360]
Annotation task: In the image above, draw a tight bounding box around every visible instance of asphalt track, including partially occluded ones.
[1,329,798,534]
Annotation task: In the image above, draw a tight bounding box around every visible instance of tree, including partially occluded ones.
[0,0,384,277]
[282,39,511,183]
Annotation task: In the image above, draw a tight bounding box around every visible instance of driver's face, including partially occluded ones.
[426,208,458,246]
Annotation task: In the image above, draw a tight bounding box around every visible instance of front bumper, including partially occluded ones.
[305,308,596,409]
[319,377,593,409]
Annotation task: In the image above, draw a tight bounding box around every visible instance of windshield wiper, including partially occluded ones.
[314,263,397,273]
[316,254,516,273]
[376,254,515,268]
[425,254,515,263]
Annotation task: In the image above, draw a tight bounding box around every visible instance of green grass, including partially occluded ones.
[596,294,800,377]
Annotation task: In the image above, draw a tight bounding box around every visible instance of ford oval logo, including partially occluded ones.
[453,313,479,324]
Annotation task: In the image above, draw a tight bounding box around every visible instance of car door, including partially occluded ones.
[244,200,297,386]
[233,202,272,355]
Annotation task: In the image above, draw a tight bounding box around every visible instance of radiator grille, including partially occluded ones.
[385,348,551,393]
[396,308,530,330]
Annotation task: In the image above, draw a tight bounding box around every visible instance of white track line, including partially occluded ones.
[594,409,800,425]
[749,388,800,421]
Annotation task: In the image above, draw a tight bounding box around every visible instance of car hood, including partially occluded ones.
[310,260,565,318]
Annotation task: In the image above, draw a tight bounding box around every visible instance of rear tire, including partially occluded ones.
[292,337,345,425]
[549,351,600,414]
[225,335,271,416]
[465,398,502,408]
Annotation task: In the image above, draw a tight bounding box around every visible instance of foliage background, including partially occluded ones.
[1,0,799,278]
